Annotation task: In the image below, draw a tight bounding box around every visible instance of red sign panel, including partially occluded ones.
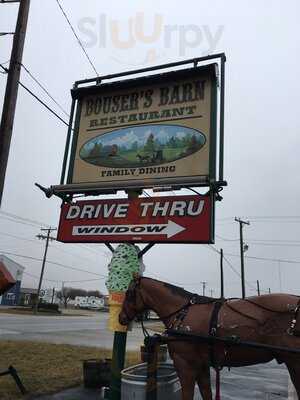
[57,195,214,244]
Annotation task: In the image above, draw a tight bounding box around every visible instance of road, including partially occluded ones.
[0,312,292,398]
[0,312,145,350]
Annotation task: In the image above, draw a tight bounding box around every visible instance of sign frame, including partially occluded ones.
[53,54,226,197]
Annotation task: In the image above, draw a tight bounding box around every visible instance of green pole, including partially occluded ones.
[108,189,141,400]
[109,331,127,400]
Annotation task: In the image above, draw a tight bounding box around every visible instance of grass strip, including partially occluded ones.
[0,341,139,399]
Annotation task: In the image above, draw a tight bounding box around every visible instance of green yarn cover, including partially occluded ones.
[105,243,140,292]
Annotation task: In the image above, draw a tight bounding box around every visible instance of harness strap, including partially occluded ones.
[209,300,225,370]
[288,299,300,336]
[162,301,191,324]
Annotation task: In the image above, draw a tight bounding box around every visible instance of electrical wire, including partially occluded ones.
[226,253,300,265]
[0,211,109,259]
[207,245,256,290]
[19,81,69,126]
[55,0,99,76]
[20,63,69,117]
[0,231,39,244]
[0,215,43,228]
[0,63,8,73]
[0,209,51,227]
[216,234,239,242]
[0,250,107,277]
[0,64,69,127]
[23,271,59,283]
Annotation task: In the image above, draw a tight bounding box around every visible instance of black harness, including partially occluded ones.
[288,299,300,336]
[162,294,226,369]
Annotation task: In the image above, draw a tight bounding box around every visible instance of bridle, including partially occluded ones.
[121,277,147,324]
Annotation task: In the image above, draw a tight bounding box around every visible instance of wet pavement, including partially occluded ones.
[214,361,288,399]
[34,362,289,399]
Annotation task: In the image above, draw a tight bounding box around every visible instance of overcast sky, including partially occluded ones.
[0,0,300,298]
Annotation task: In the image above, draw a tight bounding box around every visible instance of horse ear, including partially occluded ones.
[132,272,140,281]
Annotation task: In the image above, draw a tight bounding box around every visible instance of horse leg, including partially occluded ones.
[195,364,212,400]
[173,354,196,400]
[286,361,300,399]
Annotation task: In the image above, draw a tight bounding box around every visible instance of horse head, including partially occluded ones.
[119,274,147,325]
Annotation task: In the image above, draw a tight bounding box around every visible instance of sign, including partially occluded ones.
[66,64,218,191]
[57,195,214,244]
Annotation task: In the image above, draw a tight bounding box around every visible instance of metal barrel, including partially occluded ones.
[121,363,181,400]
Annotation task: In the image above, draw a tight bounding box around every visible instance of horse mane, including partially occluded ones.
[142,277,215,303]
[162,281,194,299]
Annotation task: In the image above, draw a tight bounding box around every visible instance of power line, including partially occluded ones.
[55,0,99,76]
[20,63,69,117]
[0,250,107,277]
[0,209,50,227]
[244,242,300,248]
[64,278,104,283]
[0,214,42,228]
[19,80,69,126]
[217,234,300,245]
[0,63,8,73]
[216,234,239,242]
[0,229,107,264]
[226,253,300,265]
[0,210,108,257]
[217,215,300,221]
[0,230,39,244]
[23,270,59,283]
[208,245,255,290]
[0,64,69,127]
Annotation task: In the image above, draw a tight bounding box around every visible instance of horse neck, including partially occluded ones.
[140,278,188,319]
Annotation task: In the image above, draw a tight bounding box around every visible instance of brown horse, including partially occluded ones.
[119,276,300,400]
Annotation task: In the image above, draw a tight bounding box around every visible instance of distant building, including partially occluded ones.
[0,255,25,306]
[19,287,38,306]
[39,288,59,304]
[74,296,105,309]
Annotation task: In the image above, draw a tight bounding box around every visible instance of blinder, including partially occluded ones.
[121,277,143,323]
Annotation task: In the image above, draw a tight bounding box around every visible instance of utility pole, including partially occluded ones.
[0,0,30,206]
[235,217,250,299]
[256,280,260,296]
[34,227,56,314]
[51,287,55,304]
[278,260,283,292]
[201,281,207,297]
[61,281,65,308]
[220,248,224,298]
[210,289,214,298]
